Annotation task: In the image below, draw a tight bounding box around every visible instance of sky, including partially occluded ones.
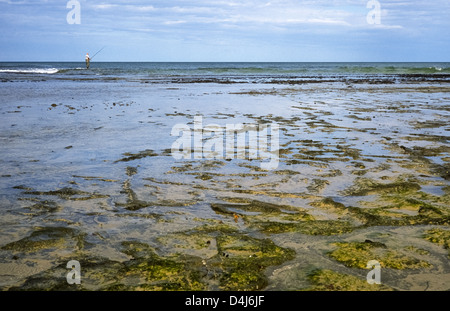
[0,0,449,62]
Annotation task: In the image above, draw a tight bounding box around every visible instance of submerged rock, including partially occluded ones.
[213,234,295,290]
[328,241,432,270]
[1,226,86,253]
[304,269,393,291]
[343,178,421,196]
[251,220,354,236]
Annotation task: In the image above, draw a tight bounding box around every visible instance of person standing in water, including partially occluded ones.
[85,53,90,69]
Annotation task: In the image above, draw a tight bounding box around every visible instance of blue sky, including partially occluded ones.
[0,0,449,62]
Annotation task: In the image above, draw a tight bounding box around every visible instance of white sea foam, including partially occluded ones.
[429,66,443,71]
[0,68,59,74]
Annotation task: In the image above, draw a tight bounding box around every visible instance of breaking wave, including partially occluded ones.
[0,68,59,74]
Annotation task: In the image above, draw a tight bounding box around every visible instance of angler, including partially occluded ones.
[85,46,105,69]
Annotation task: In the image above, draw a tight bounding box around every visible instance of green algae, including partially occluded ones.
[317,182,450,227]
[389,143,450,180]
[252,220,354,235]
[9,256,130,291]
[358,209,449,227]
[211,200,283,215]
[230,189,310,199]
[126,166,138,177]
[168,160,226,175]
[191,223,239,234]
[143,177,187,186]
[404,246,430,256]
[410,119,449,129]
[195,173,214,181]
[304,269,393,291]
[24,187,108,201]
[319,169,343,178]
[116,198,196,211]
[157,232,215,251]
[215,197,310,213]
[114,149,158,163]
[307,179,330,193]
[104,232,295,291]
[280,213,315,222]
[328,241,431,270]
[310,197,346,212]
[1,227,86,253]
[219,270,267,291]
[211,197,316,232]
[11,242,206,291]
[24,200,61,215]
[115,200,152,211]
[210,196,360,236]
[297,220,354,236]
[273,169,300,175]
[213,234,295,291]
[138,225,296,291]
[424,228,450,252]
[351,197,449,227]
[346,114,372,122]
[117,242,206,291]
[343,178,421,196]
[72,175,119,182]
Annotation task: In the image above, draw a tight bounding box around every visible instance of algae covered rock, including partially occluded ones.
[424,228,450,249]
[343,178,421,196]
[305,269,393,291]
[1,226,86,253]
[214,234,295,291]
[24,187,108,201]
[114,235,295,291]
[210,197,357,237]
[24,200,61,215]
[424,228,450,258]
[328,240,431,269]
[251,220,354,236]
[117,241,206,291]
[9,256,124,291]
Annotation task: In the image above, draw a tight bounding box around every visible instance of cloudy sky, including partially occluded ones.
[0,0,449,61]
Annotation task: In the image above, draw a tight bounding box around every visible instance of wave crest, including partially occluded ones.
[0,68,59,74]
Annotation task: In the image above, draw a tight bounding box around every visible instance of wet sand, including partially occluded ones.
[0,80,449,291]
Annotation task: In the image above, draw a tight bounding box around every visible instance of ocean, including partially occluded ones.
[1,62,450,84]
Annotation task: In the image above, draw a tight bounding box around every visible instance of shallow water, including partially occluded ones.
[0,67,449,291]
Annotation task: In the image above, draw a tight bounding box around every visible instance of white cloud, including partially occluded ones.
[0,0,448,61]
[163,20,187,25]
[92,4,118,10]
[79,0,449,34]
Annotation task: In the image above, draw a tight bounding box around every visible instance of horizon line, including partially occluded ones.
[1,60,449,63]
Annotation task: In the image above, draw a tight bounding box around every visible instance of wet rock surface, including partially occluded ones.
[0,81,449,291]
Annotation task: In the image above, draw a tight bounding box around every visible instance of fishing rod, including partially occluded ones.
[90,46,106,60]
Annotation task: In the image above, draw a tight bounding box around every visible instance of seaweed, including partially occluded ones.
[251,220,354,236]
[343,178,421,196]
[304,269,393,291]
[114,149,158,163]
[24,187,108,201]
[328,241,431,269]
[424,228,450,257]
[1,227,86,253]
[213,234,295,290]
